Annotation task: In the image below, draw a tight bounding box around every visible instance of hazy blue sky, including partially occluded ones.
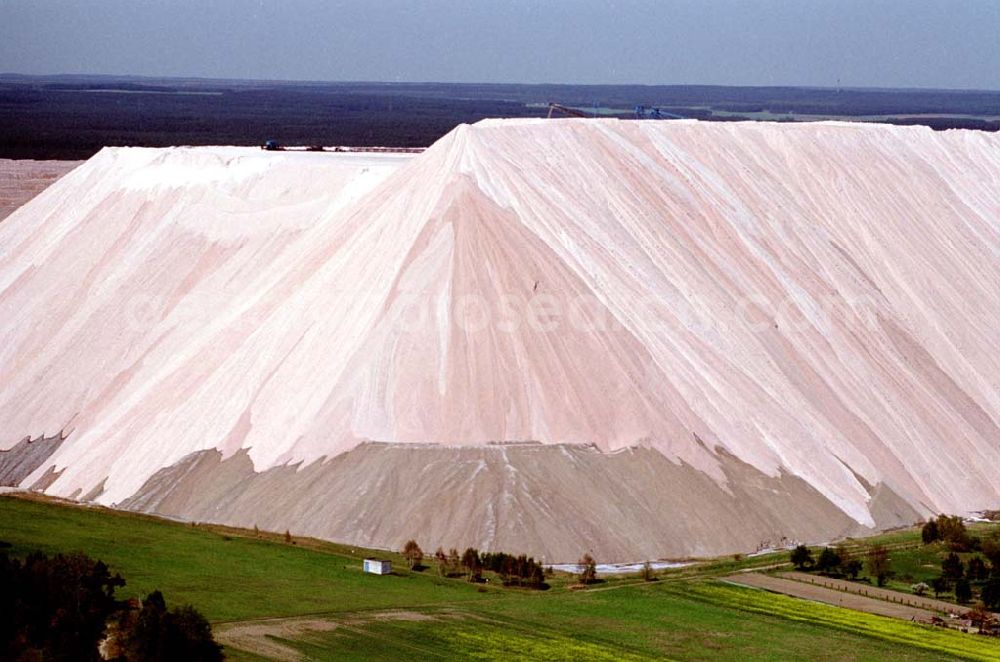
[1,1,998,89]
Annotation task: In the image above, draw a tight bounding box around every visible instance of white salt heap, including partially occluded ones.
[1,119,997,559]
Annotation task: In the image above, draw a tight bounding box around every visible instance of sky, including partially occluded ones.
[1,0,999,90]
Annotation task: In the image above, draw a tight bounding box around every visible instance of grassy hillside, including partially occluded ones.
[2,494,998,661]
[0,495,495,622]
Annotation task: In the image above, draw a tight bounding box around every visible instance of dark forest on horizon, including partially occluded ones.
[2,74,999,160]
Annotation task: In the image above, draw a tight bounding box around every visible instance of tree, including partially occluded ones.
[461,547,482,582]
[815,548,841,574]
[935,514,972,551]
[965,603,996,630]
[967,557,989,582]
[579,553,597,585]
[921,520,940,544]
[930,576,950,598]
[790,545,814,570]
[954,577,972,604]
[402,540,423,570]
[842,559,863,580]
[168,605,221,660]
[866,544,892,586]
[911,582,929,596]
[981,577,1000,610]
[433,547,448,576]
[115,590,222,661]
[941,552,964,581]
[0,551,125,661]
[981,536,1000,569]
[0,551,220,662]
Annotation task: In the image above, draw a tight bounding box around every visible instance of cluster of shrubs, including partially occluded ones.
[477,551,546,587]
[0,549,221,661]
[401,540,547,589]
[922,514,975,550]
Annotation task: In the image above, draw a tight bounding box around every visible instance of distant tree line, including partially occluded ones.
[791,543,866,581]
[0,549,221,661]
[401,540,613,588]
[401,540,547,589]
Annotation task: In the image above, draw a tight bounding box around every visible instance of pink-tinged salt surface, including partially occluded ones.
[0,120,997,540]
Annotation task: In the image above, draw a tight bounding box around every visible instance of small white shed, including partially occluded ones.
[363,558,391,575]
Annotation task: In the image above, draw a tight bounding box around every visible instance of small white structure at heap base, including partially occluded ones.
[363,558,392,575]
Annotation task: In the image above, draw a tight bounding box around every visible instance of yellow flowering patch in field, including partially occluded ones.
[692,582,1000,661]
[450,625,655,661]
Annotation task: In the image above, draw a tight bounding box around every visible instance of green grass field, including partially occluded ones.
[0,495,503,622]
[2,494,998,661]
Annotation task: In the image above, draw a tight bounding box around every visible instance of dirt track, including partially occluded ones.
[777,571,972,615]
[725,573,939,622]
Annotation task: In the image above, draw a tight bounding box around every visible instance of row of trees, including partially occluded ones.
[791,544,870,581]
[792,514,1000,608]
[0,550,221,661]
[403,541,612,588]
[401,541,547,588]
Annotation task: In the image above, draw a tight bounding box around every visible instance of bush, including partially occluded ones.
[911,582,930,596]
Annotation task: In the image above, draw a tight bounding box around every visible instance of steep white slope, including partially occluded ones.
[0,121,998,558]
[0,146,412,494]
